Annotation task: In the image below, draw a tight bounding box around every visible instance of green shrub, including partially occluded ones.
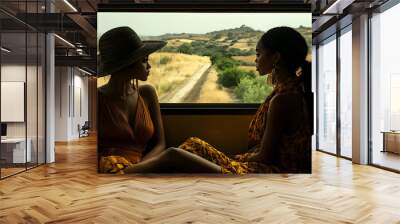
[227,48,242,56]
[227,32,235,40]
[191,40,205,48]
[159,56,172,65]
[212,56,240,71]
[217,68,250,88]
[159,46,177,53]
[212,33,222,40]
[234,75,273,103]
[177,43,193,54]
[210,53,223,65]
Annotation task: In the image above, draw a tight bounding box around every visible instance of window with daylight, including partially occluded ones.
[97,12,311,104]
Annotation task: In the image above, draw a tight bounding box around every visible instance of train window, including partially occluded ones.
[97,12,311,104]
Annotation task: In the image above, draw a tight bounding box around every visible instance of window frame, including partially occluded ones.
[160,103,260,115]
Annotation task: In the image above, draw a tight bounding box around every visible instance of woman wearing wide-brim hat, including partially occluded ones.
[98,26,222,173]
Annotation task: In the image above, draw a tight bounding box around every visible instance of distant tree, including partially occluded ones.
[217,67,250,88]
[214,33,222,40]
[227,32,235,40]
[177,43,192,54]
[215,57,239,71]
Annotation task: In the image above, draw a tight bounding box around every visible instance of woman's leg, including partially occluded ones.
[179,137,250,174]
[124,147,222,173]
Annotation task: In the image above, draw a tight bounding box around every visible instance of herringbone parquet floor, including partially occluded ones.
[1,135,400,224]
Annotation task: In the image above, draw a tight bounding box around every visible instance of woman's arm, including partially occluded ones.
[139,85,166,161]
[246,94,290,163]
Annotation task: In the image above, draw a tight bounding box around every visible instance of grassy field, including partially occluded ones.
[190,36,209,41]
[97,52,211,101]
[229,38,255,50]
[233,55,256,65]
[238,66,257,73]
[145,52,210,99]
[166,38,193,48]
[215,37,227,42]
[196,68,236,103]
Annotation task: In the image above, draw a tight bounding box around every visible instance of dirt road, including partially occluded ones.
[160,62,212,103]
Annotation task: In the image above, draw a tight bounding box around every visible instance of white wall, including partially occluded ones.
[55,67,89,141]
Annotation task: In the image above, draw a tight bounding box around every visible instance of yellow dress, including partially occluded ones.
[178,137,277,174]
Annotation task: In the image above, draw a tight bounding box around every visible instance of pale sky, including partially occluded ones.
[98,12,311,38]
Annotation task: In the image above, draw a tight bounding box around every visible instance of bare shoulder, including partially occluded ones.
[139,84,159,104]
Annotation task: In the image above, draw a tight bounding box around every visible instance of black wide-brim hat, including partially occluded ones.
[98,26,166,77]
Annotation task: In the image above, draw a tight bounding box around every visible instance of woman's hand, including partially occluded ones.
[234,153,256,162]
[245,152,260,162]
[233,154,245,161]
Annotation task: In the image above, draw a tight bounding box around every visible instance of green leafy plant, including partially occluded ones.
[234,75,273,103]
[159,56,172,65]
[217,68,253,88]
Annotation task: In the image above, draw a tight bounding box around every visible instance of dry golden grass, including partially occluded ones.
[238,66,257,73]
[215,37,227,42]
[143,52,210,99]
[232,55,256,64]
[166,38,193,47]
[229,42,249,50]
[177,38,193,43]
[196,68,235,103]
[190,36,209,41]
[97,53,210,99]
[229,38,254,50]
